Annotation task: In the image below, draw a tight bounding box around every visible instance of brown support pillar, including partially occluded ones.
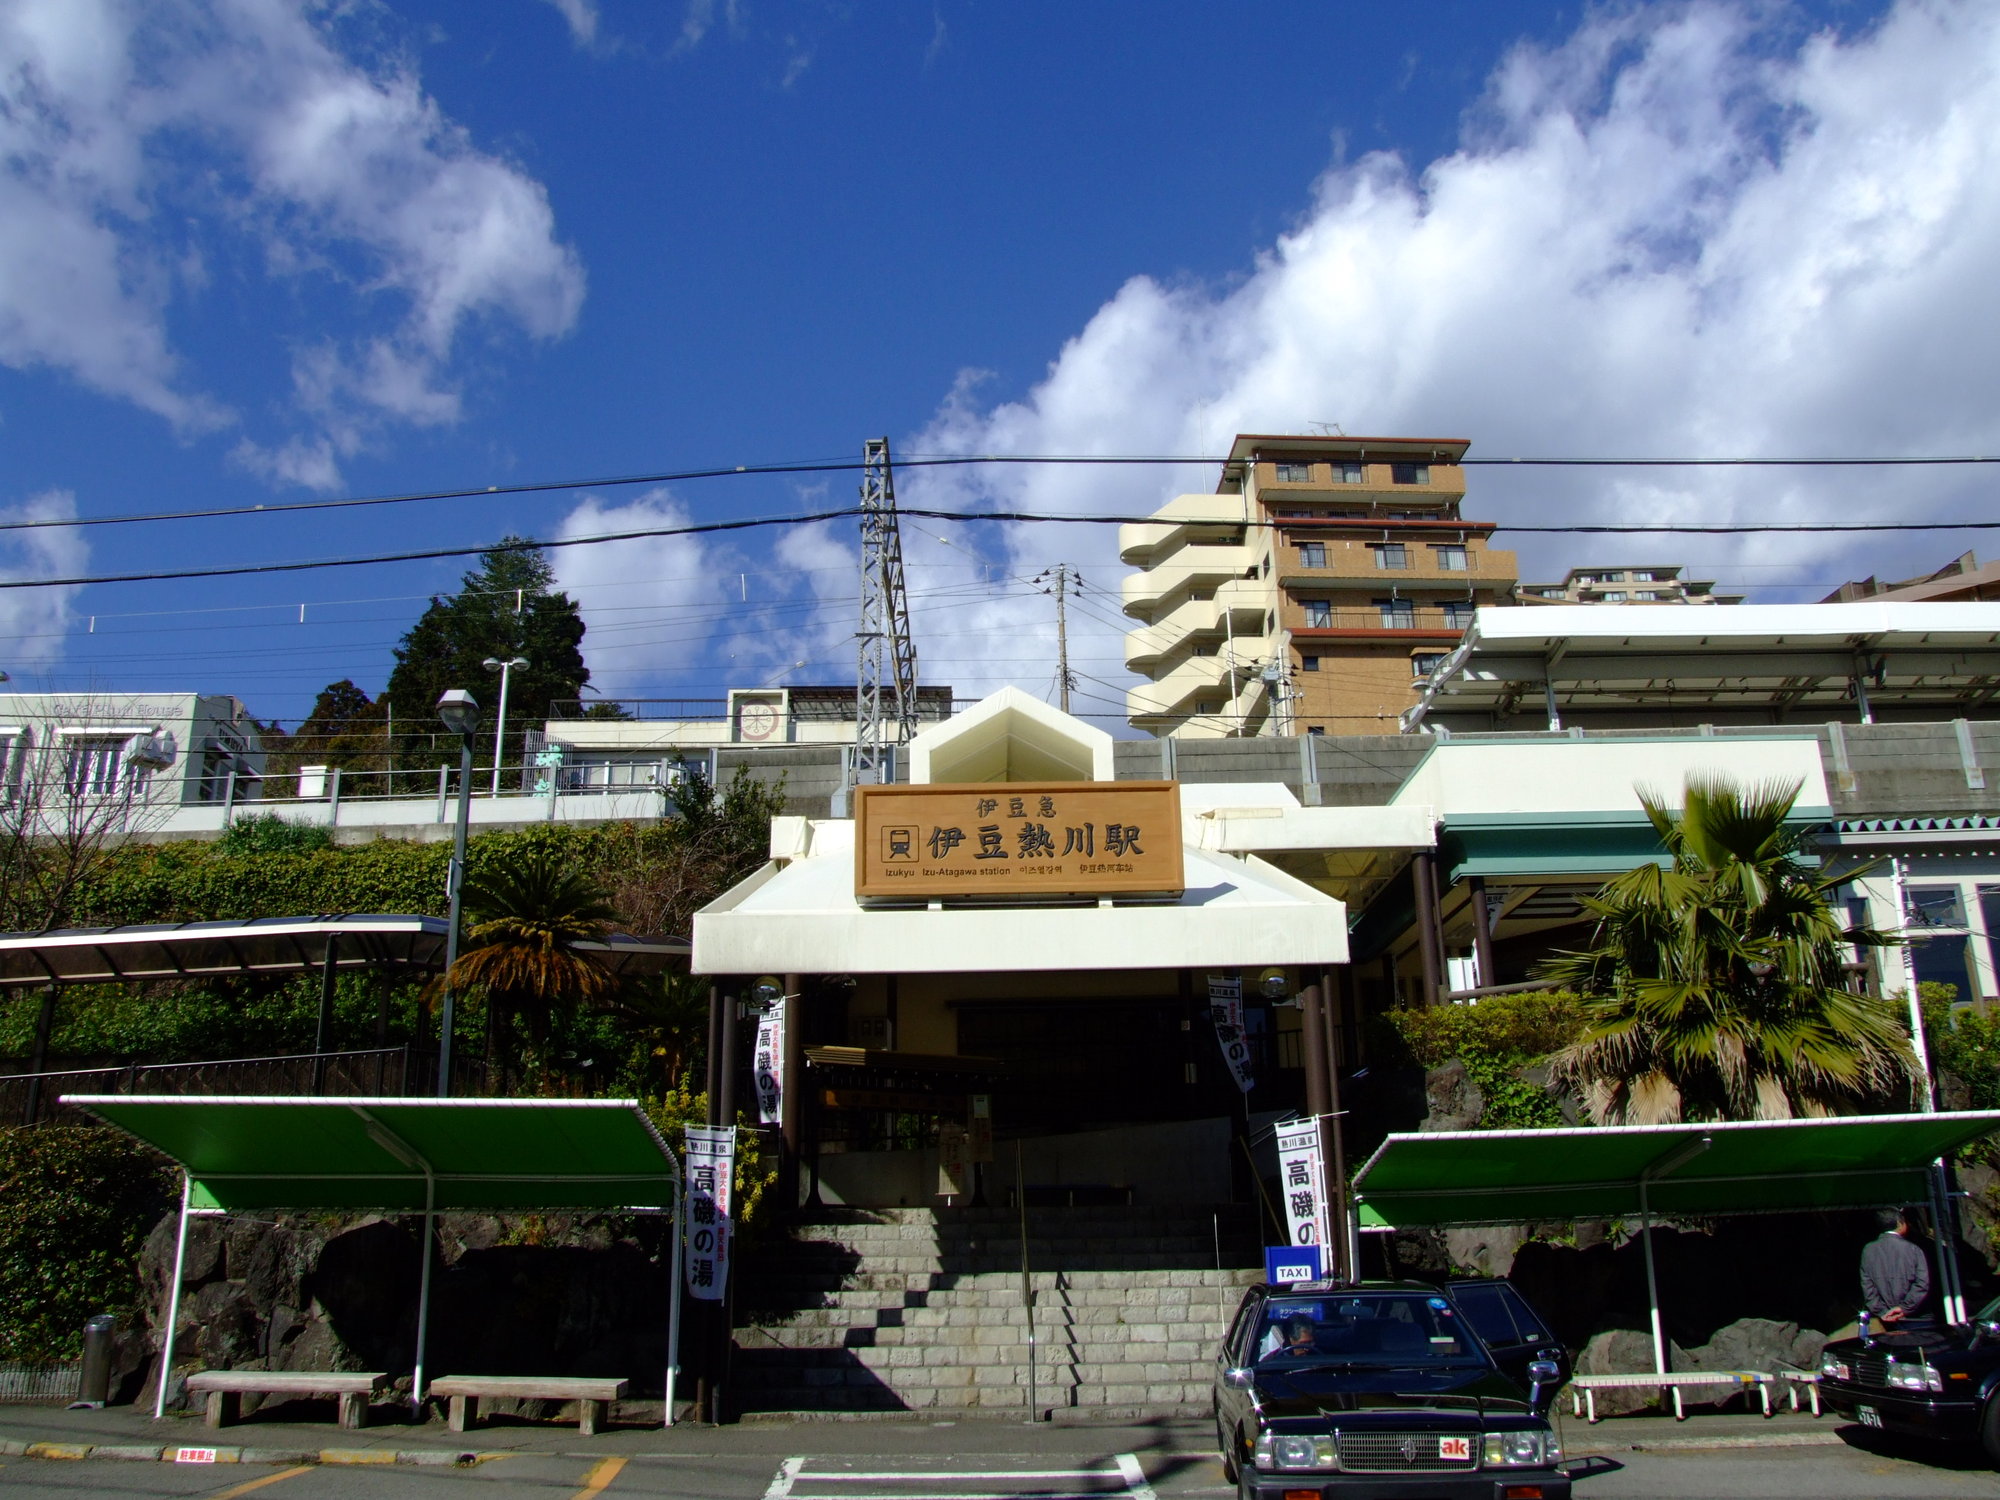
[1322,970,1352,1282]
[1467,875,1497,991]
[704,982,724,1125]
[1298,976,1331,1120]
[1411,852,1443,1006]
[779,974,804,1213]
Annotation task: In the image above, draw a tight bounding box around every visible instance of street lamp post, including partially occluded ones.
[434,689,479,1098]
[482,656,530,795]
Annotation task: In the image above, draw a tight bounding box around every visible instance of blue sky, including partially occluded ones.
[11,0,2000,732]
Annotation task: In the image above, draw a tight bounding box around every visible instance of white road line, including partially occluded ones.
[1114,1454,1157,1500]
[804,1473,1110,1482]
[766,1456,806,1499]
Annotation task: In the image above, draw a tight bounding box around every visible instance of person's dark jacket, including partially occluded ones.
[1861,1231,1931,1317]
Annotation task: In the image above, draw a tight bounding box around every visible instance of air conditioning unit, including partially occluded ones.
[127,731,177,769]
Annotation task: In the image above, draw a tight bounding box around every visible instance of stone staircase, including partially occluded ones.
[731,1205,1261,1417]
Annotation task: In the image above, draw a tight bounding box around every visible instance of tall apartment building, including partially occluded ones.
[1122,434,1516,737]
[1514,564,1740,605]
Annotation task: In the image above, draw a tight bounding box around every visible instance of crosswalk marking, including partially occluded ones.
[764,1454,1156,1500]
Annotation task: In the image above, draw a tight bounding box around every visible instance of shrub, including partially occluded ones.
[0,1126,175,1359]
[1385,990,1587,1131]
[216,814,335,857]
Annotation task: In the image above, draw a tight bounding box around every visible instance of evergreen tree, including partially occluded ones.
[383,540,590,780]
[262,680,390,794]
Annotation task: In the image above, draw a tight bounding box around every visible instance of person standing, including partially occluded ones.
[1861,1206,1933,1331]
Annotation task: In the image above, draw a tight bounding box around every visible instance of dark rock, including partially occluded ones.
[1445,1225,1527,1279]
[1422,1060,1484,1132]
[1673,1317,1827,1376]
[1574,1329,1659,1415]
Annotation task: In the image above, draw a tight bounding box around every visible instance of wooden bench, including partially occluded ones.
[1567,1370,1775,1422]
[184,1370,389,1429]
[428,1375,629,1436]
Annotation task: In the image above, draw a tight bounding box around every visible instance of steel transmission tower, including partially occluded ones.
[853,437,919,786]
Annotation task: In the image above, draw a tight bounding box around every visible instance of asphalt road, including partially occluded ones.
[5,1433,2000,1500]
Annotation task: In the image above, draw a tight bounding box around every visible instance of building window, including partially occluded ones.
[1300,655,1320,672]
[1306,725,1326,737]
[1411,652,1447,678]
[1598,570,1627,583]
[1633,590,1659,600]
[1375,598,1415,629]
[1391,463,1430,485]
[1275,462,1314,482]
[1433,545,1468,571]
[1276,508,1313,518]
[64,737,128,797]
[1632,570,1658,582]
[1602,591,1626,602]
[1373,543,1408,570]
[1303,599,1333,628]
[1441,601,1474,628]
[1336,463,1364,483]
[1298,541,1326,568]
[1908,886,1967,929]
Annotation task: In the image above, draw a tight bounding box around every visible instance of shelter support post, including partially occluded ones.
[780,975,804,1211]
[1467,876,1496,991]
[1930,1159,1968,1325]
[665,1188,684,1428]
[1638,1177,1667,1377]
[1411,853,1444,1007]
[1320,971,1353,1282]
[152,1173,193,1420]
[713,985,740,1424]
[23,983,57,1125]
[410,1171,437,1412]
[312,935,339,1094]
[1299,975,1330,1120]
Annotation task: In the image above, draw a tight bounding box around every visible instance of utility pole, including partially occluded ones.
[854,438,919,789]
[1035,565,1079,713]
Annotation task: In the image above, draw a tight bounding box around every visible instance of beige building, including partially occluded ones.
[1823,550,2000,604]
[1514,564,1740,606]
[1121,434,1516,737]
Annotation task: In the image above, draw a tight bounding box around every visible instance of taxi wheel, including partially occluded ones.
[1981,1393,2000,1467]
[1219,1423,1241,1485]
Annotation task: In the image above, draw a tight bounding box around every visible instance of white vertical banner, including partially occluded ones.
[1275,1120,1332,1251]
[753,999,787,1126]
[683,1125,736,1302]
[1207,974,1254,1093]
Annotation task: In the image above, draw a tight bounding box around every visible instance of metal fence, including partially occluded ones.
[0,1361,81,1404]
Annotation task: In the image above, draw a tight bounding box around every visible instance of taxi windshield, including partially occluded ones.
[1253,1293,1483,1368]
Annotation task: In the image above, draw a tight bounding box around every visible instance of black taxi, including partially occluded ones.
[1818,1298,2000,1462]
[1214,1279,1570,1500]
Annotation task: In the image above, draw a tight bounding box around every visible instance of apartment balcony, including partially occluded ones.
[1124,580,1272,669]
[1277,551,1518,591]
[1128,663,1272,733]
[1122,545,1260,615]
[1117,499,1248,564]
[1287,603,1472,640]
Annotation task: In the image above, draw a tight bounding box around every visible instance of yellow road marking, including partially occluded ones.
[573,1455,628,1497]
[207,1467,312,1500]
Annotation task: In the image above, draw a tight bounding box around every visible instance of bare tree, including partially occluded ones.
[0,694,182,931]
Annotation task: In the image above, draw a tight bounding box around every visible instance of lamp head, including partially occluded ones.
[482,656,529,671]
[1257,966,1293,1000]
[435,689,479,736]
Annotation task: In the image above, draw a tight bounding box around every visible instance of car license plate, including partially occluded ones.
[1857,1406,1883,1429]
[1439,1436,1471,1462]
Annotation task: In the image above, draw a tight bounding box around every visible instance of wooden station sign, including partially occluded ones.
[854,781,1184,900]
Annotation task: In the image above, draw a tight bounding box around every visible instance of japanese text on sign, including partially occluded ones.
[855,782,1183,899]
[683,1124,736,1302]
[753,997,786,1126]
[1275,1120,1332,1252]
[1208,974,1255,1094]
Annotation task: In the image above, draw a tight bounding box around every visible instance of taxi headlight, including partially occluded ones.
[1482,1430,1553,1467]
[1886,1362,1943,1393]
[1251,1433,1337,1471]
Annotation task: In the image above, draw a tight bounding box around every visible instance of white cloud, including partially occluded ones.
[549,490,734,698]
[899,0,2000,712]
[0,490,88,668]
[541,0,598,47]
[0,0,585,485]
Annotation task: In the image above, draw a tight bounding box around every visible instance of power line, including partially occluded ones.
[6,450,2000,536]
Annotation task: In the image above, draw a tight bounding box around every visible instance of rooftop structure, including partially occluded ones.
[1823,550,2000,605]
[1514,564,1740,606]
[0,691,263,812]
[1403,601,2000,734]
[1121,433,1517,739]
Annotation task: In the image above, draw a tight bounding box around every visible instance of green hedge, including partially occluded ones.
[1382,990,1586,1131]
[0,1127,174,1360]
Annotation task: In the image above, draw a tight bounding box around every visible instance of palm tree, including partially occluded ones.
[1542,773,1913,1124]
[444,847,619,1082]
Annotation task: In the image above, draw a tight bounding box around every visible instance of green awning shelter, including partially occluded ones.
[1351,1111,2000,1376]
[64,1095,685,1423]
